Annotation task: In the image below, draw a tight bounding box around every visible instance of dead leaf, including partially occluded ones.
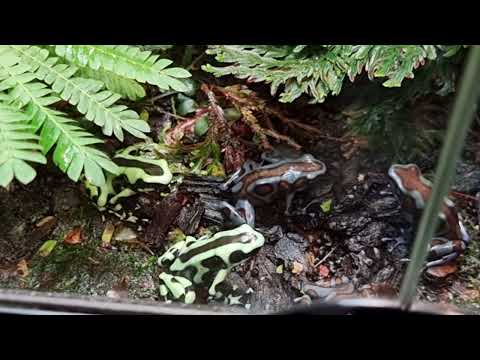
[35,216,56,228]
[101,222,115,248]
[64,226,84,245]
[306,252,316,268]
[426,263,458,278]
[318,265,330,278]
[16,259,29,278]
[113,226,137,242]
[106,276,129,299]
[460,289,480,301]
[291,261,304,274]
[370,283,397,298]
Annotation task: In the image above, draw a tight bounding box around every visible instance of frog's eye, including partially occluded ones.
[253,184,274,196]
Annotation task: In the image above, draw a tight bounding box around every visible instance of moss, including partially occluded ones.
[1,220,160,300]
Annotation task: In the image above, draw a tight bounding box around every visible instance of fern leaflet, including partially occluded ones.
[55,45,191,91]
[9,45,150,141]
[0,46,119,186]
[0,102,47,187]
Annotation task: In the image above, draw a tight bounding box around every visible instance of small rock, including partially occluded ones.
[291,261,304,274]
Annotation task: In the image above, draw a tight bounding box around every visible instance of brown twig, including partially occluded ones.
[151,106,189,121]
[314,246,337,268]
[149,91,177,104]
[268,108,348,143]
[450,191,478,203]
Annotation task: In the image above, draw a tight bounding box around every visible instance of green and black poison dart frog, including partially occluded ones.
[157,224,265,304]
[208,150,327,227]
[85,144,173,208]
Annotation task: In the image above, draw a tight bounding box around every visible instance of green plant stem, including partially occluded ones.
[399,46,480,309]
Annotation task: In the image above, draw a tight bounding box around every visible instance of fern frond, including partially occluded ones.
[0,102,47,187]
[26,101,120,186]
[204,45,463,104]
[54,45,191,91]
[76,66,146,101]
[9,45,150,141]
[203,45,346,103]
[0,46,119,186]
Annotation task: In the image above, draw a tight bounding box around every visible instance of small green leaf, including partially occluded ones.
[37,240,58,257]
[140,110,149,121]
[162,67,191,78]
[320,199,332,213]
[84,157,105,186]
[0,162,14,188]
[167,228,186,243]
[180,78,198,97]
[176,94,198,116]
[194,114,210,137]
[224,108,242,122]
[276,264,284,274]
[12,160,37,184]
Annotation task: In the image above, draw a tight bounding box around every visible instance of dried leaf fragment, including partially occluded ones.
[64,226,84,245]
[16,259,29,278]
[35,216,56,228]
[291,261,304,274]
[37,240,58,257]
[101,222,115,248]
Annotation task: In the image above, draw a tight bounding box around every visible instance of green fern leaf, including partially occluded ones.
[0,46,120,186]
[204,45,462,104]
[76,66,146,101]
[55,45,191,91]
[0,103,47,187]
[25,101,120,186]
[10,45,150,141]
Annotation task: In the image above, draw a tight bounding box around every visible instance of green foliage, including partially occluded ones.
[76,66,146,101]
[203,45,466,104]
[0,103,47,187]
[343,50,463,162]
[0,45,191,188]
[55,45,190,91]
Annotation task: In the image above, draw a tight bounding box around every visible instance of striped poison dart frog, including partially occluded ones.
[388,164,470,269]
[206,150,327,227]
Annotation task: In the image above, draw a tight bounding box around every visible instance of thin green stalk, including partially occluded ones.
[399,46,480,309]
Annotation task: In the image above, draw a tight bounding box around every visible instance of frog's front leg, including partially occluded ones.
[219,160,258,191]
[208,268,229,297]
[285,192,297,216]
[201,198,256,227]
[159,273,196,304]
[426,237,468,268]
